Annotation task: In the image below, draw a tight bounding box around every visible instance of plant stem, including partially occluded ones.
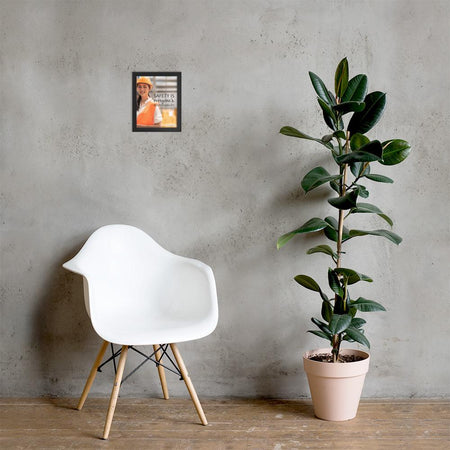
[332,334,341,362]
[336,132,350,267]
[333,132,351,362]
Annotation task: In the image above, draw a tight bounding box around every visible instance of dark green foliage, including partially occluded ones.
[278,58,410,361]
[348,92,386,135]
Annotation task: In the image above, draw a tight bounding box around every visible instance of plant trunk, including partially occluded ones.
[332,334,341,362]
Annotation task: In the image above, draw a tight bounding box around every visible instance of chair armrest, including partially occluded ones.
[162,256,218,331]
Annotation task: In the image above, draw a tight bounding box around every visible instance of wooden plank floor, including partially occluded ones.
[1,398,449,449]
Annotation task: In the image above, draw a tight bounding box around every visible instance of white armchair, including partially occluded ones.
[63,224,218,439]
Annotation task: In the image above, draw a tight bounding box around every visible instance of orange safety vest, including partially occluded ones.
[137,101,156,126]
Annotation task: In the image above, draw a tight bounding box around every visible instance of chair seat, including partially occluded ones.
[93,314,216,346]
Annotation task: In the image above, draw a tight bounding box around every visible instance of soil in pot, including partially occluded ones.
[308,352,365,363]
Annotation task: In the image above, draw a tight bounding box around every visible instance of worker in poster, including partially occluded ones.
[136,76,162,127]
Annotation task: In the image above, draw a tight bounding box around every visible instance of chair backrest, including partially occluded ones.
[63,225,174,317]
[63,224,170,276]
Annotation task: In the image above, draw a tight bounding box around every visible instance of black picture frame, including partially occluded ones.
[133,72,181,132]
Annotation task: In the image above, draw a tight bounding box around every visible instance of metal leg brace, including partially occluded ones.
[96,344,183,385]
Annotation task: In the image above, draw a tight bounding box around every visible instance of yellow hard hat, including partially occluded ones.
[136,76,153,88]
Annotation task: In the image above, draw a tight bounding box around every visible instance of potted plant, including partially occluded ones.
[278,58,411,421]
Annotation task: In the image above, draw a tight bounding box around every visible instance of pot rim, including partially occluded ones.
[303,347,370,362]
[303,347,370,377]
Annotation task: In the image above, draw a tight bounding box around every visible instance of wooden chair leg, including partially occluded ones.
[77,340,109,410]
[153,345,169,400]
[102,345,128,440]
[170,343,208,426]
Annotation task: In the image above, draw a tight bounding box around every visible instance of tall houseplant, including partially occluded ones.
[278,59,410,419]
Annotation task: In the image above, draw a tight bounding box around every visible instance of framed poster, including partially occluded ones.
[133,72,181,132]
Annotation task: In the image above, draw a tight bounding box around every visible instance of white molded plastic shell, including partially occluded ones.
[63,225,218,346]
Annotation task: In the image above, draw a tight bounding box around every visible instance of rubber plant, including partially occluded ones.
[278,58,411,362]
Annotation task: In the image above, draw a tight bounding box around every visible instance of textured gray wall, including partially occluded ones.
[1,0,449,398]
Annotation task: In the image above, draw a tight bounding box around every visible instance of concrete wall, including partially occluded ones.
[1,0,449,398]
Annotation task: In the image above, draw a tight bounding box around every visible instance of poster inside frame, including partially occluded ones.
[133,72,181,132]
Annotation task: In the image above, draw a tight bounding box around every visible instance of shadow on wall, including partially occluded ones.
[31,243,98,397]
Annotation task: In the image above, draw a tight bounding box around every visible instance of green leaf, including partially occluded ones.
[335,57,349,98]
[307,244,338,260]
[324,226,339,242]
[324,216,350,242]
[294,275,321,292]
[301,167,341,193]
[328,90,337,105]
[337,152,381,164]
[350,133,370,151]
[348,91,386,135]
[319,289,330,303]
[329,314,352,334]
[345,327,370,348]
[277,218,329,249]
[321,301,333,322]
[333,101,365,115]
[291,218,330,234]
[336,140,383,164]
[334,268,373,284]
[381,139,411,166]
[349,229,402,245]
[308,329,332,340]
[328,268,343,296]
[311,317,332,335]
[351,297,386,312]
[309,71,334,105]
[342,74,368,103]
[333,130,346,140]
[351,317,367,328]
[365,174,394,183]
[355,184,369,198]
[318,98,338,131]
[329,179,340,194]
[318,97,336,118]
[351,202,393,227]
[279,126,334,150]
[328,189,359,210]
[351,160,370,178]
[323,111,337,131]
[324,216,338,229]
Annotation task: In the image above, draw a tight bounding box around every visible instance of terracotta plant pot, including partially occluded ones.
[303,348,370,421]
